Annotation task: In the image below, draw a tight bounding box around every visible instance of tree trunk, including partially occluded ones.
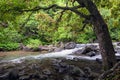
[76,0,116,70]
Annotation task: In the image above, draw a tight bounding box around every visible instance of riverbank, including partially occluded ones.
[0,42,120,80]
[0,58,103,80]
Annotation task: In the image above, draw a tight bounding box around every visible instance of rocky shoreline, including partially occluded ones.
[0,58,102,80]
[0,42,120,80]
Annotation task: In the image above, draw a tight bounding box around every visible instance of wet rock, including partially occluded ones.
[64,42,76,49]
[39,45,56,52]
[19,70,25,76]
[19,43,33,51]
[39,46,50,51]
[116,56,120,61]
[39,74,48,80]
[19,75,30,80]
[73,57,80,61]
[86,51,96,57]
[31,47,41,52]
[84,67,91,75]
[8,68,19,80]
[0,72,9,80]
[76,77,89,80]
[96,58,102,64]
[43,69,51,75]
[55,42,65,49]
[69,65,85,76]
[59,62,68,68]
[54,48,63,52]
[117,42,120,46]
[84,67,99,80]
[72,49,83,55]
[30,71,40,78]
[81,46,95,54]
[58,68,67,73]
[63,75,74,80]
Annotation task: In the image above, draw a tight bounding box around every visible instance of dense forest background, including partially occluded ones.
[0,0,120,51]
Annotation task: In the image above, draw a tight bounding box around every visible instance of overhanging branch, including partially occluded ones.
[20,4,89,19]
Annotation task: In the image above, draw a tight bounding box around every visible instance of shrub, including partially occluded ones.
[0,42,19,51]
[25,39,42,48]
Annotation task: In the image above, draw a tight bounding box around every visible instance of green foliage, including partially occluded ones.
[0,26,23,43]
[53,27,72,42]
[25,39,42,48]
[0,42,19,51]
[0,0,120,51]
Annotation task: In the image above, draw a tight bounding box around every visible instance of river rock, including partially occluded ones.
[117,42,120,46]
[86,51,96,57]
[19,43,33,51]
[54,48,63,52]
[72,49,83,55]
[39,46,50,51]
[59,62,68,68]
[63,75,74,80]
[39,74,48,80]
[69,65,85,76]
[8,68,19,80]
[83,67,99,80]
[116,56,120,61]
[43,69,51,75]
[0,72,9,80]
[96,58,102,64]
[19,75,30,80]
[64,42,76,49]
[81,46,93,54]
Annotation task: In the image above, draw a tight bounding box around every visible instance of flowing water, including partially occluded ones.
[0,43,120,63]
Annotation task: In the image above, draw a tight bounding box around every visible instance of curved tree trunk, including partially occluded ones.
[76,0,116,70]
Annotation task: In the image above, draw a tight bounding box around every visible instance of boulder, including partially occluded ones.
[54,48,63,52]
[39,46,50,51]
[19,76,30,80]
[0,72,9,80]
[64,42,76,49]
[117,42,120,46]
[86,51,96,57]
[63,75,74,80]
[42,69,51,75]
[69,65,85,76]
[81,45,98,55]
[19,43,33,51]
[81,46,94,54]
[96,58,102,64]
[116,56,120,61]
[72,49,83,55]
[8,68,19,80]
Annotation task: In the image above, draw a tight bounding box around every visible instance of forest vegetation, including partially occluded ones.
[0,0,120,51]
[0,0,120,80]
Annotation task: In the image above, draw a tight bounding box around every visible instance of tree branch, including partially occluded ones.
[20,4,89,19]
[79,23,87,31]
[55,10,66,25]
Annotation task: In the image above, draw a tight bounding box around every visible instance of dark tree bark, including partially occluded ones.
[76,0,116,70]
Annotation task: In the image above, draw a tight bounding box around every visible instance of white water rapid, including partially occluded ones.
[1,43,120,63]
